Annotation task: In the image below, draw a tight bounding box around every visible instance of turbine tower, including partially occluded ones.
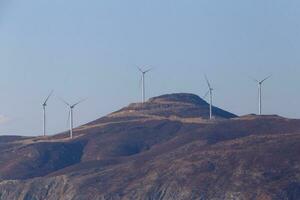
[253,75,271,115]
[61,99,85,139]
[42,90,53,136]
[204,75,213,120]
[138,67,151,103]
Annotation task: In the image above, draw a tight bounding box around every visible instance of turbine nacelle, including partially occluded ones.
[138,67,152,103]
[204,75,213,120]
[43,90,54,107]
[42,90,54,137]
[138,67,152,74]
[252,75,272,115]
[252,75,272,85]
[60,98,85,108]
[60,97,86,139]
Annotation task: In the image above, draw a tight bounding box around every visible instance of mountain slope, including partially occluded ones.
[0,93,299,200]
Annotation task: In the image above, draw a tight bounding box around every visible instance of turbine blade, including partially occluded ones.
[261,75,272,83]
[59,97,70,107]
[203,90,210,99]
[72,98,87,107]
[144,68,152,73]
[204,75,212,89]
[137,67,143,73]
[249,76,259,83]
[43,90,54,104]
[138,67,152,73]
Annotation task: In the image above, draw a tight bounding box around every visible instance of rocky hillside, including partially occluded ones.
[0,93,299,200]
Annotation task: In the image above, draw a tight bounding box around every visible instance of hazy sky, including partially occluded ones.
[0,0,300,135]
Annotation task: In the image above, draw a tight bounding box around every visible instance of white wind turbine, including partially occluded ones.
[204,75,213,120]
[42,90,53,136]
[253,75,272,115]
[61,98,86,139]
[138,67,152,103]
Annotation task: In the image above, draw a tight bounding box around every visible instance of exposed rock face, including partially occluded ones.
[0,93,299,200]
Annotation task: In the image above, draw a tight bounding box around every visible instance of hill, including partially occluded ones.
[0,93,299,200]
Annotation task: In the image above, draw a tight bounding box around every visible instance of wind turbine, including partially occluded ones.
[138,67,151,103]
[204,75,213,120]
[42,90,53,136]
[253,75,271,115]
[61,98,85,139]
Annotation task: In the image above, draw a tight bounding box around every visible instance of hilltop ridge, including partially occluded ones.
[106,93,237,120]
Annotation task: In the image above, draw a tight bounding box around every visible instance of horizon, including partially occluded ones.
[1,0,300,135]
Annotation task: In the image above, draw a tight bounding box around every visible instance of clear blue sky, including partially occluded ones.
[0,0,300,135]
